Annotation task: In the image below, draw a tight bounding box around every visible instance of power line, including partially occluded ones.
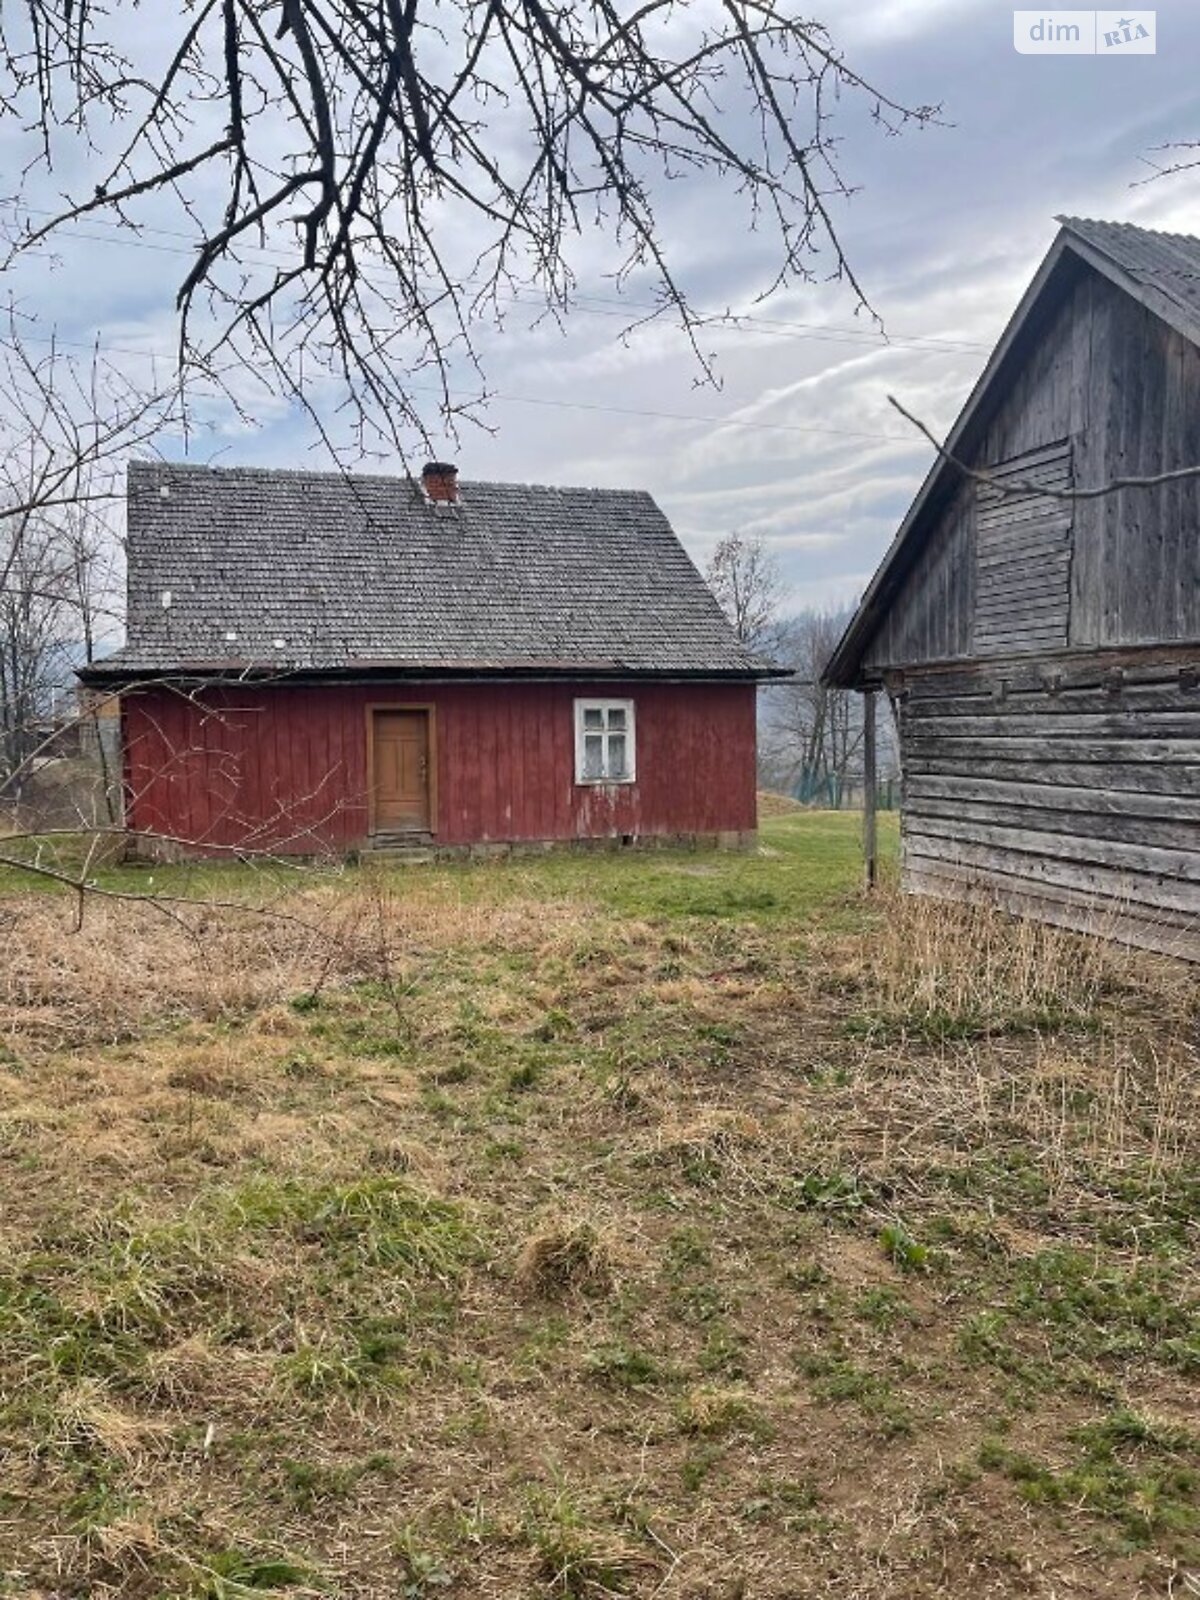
[560,287,991,354]
[2,200,993,356]
[446,389,917,443]
[1,322,922,444]
[2,202,952,445]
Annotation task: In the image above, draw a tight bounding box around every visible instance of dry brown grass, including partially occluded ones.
[860,884,1194,1032]
[0,827,1196,1600]
[755,790,806,818]
[0,879,586,1054]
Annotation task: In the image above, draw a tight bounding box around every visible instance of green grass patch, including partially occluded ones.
[980,1408,1200,1553]
[223,1176,477,1281]
[1012,1249,1198,1370]
[798,1352,918,1439]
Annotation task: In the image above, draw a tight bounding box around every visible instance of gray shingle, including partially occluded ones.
[95,462,770,678]
[1058,217,1200,345]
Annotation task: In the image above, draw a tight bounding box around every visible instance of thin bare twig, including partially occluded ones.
[888,393,1200,500]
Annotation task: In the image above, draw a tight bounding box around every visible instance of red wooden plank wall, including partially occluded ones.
[121,679,758,853]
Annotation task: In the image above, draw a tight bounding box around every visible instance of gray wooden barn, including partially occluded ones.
[825,217,1200,960]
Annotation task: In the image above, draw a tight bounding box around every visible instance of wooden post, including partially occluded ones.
[862,688,878,890]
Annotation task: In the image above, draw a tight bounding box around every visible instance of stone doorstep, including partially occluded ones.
[368,848,436,866]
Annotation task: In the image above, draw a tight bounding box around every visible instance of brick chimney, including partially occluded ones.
[422,461,459,504]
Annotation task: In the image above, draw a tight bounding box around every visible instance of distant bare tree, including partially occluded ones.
[0,316,180,804]
[0,500,124,777]
[761,607,895,806]
[0,5,938,450]
[1,512,73,780]
[705,532,787,653]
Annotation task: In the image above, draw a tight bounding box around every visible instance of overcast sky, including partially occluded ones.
[3,0,1200,616]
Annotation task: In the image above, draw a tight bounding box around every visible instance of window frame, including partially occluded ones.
[573,697,637,786]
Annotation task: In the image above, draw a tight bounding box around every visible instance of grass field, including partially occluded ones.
[0,813,1197,1599]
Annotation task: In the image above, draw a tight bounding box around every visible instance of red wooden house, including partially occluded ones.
[81,461,779,857]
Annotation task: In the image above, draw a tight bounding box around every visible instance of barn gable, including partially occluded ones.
[828,219,1200,688]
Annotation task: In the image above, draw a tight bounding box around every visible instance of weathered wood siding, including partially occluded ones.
[894,654,1200,959]
[974,441,1073,656]
[121,678,758,854]
[864,261,1200,675]
[1069,272,1200,647]
[862,484,975,671]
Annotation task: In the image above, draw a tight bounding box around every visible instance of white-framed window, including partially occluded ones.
[574,698,636,784]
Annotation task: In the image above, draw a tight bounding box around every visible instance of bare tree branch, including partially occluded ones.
[1135,141,1200,185]
[0,3,940,452]
[888,393,1200,501]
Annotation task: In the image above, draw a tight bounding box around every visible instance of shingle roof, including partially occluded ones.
[90,461,773,680]
[1057,217,1200,345]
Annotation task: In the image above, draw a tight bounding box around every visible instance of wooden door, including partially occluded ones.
[371,710,432,832]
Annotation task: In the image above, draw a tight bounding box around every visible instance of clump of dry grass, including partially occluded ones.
[515,1219,616,1300]
[757,790,806,818]
[48,1378,171,1464]
[805,890,1200,1231]
[139,1334,268,1408]
[521,1483,665,1599]
[645,1109,771,1196]
[675,1383,769,1439]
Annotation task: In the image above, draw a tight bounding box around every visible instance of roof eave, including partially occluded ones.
[76,659,786,688]
[1055,220,1200,349]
